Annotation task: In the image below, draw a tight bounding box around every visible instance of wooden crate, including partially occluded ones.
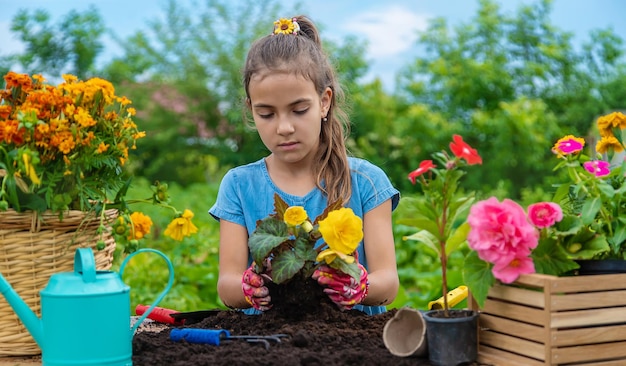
[469,272,626,366]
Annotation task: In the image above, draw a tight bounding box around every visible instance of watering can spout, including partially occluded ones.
[0,272,44,346]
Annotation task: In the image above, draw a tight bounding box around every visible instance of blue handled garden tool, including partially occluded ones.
[170,328,288,349]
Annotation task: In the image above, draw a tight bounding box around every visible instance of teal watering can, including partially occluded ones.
[0,247,174,366]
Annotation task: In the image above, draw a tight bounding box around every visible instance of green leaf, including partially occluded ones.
[271,250,305,284]
[580,197,601,225]
[445,222,470,255]
[404,230,441,256]
[552,183,570,203]
[532,237,580,275]
[248,217,289,264]
[294,235,317,262]
[572,234,610,259]
[329,260,361,282]
[610,220,626,252]
[462,251,494,308]
[554,214,583,236]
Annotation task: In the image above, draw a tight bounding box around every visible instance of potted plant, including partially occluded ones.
[0,71,198,254]
[401,134,482,365]
[0,71,198,355]
[465,111,626,308]
[248,193,363,314]
[461,112,626,365]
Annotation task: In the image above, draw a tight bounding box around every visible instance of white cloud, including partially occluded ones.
[343,6,429,59]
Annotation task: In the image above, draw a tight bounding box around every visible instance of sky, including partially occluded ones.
[1,0,625,90]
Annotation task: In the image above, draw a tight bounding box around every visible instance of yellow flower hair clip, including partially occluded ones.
[273,17,300,35]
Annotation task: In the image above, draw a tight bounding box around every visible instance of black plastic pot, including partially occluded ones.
[423,309,478,366]
[575,259,626,275]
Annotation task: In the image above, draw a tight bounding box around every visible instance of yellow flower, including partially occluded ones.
[96,142,109,154]
[596,135,624,154]
[318,207,363,255]
[128,211,153,240]
[597,111,626,134]
[164,209,199,241]
[273,18,299,35]
[316,248,356,265]
[284,206,308,226]
[21,153,41,185]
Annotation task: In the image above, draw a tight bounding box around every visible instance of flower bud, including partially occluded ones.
[567,243,582,253]
[96,240,106,251]
[301,220,313,233]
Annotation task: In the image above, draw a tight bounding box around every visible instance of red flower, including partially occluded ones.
[408,160,436,184]
[449,134,482,165]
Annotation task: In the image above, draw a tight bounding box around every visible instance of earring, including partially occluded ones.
[322,116,328,122]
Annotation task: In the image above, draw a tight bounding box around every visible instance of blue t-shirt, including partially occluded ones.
[209,157,400,315]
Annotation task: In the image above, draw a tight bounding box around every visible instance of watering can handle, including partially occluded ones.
[74,248,97,283]
[119,248,175,335]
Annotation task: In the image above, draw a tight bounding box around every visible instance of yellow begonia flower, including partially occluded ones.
[164,209,199,241]
[284,206,308,226]
[22,153,41,185]
[128,212,153,240]
[316,248,356,265]
[318,207,363,255]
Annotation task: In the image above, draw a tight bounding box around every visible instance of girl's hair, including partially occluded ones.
[243,15,352,205]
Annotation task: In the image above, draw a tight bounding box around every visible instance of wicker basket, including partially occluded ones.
[0,209,117,356]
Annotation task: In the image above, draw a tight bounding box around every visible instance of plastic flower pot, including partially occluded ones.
[423,309,478,366]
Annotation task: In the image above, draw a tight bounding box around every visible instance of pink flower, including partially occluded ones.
[467,197,539,265]
[527,202,563,228]
[583,160,610,177]
[552,135,585,155]
[491,255,535,283]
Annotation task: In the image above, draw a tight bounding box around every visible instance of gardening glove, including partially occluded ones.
[242,264,272,311]
[313,264,369,310]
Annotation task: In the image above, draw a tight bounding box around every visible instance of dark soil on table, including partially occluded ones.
[132,277,432,365]
[132,303,434,366]
[132,277,485,366]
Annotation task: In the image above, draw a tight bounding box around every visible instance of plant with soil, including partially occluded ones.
[401,135,482,316]
[248,194,363,310]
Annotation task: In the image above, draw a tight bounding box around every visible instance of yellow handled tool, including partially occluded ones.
[428,285,468,310]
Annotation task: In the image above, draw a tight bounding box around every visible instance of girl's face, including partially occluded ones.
[248,72,331,166]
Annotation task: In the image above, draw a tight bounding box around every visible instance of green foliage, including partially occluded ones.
[2,6,105,78]
[248,195,361,284]
[118,178,223,311]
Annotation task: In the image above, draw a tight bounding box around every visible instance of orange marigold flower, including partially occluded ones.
[128,211,153,240]
[0,105,11,119]
[597,111,626,133]
[96,142,109,153]
[596,135,624,154]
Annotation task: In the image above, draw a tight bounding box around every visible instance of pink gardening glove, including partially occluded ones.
[312,263,369,310]
[242,264,272,311]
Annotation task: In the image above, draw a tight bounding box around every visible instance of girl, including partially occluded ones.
[209,15,399,315]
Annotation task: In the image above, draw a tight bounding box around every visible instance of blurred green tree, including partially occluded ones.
[0,6,105,78]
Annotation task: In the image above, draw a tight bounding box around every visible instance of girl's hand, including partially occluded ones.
[312,264,369,310]
[241,265,272,311]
